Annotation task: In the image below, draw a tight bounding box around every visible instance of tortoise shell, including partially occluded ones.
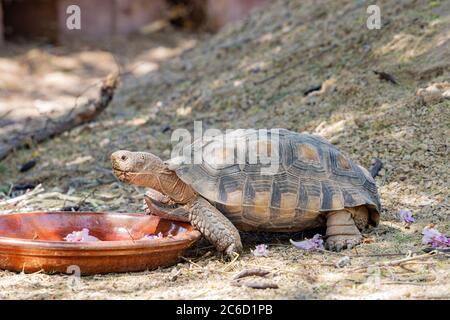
[172,129,380,231]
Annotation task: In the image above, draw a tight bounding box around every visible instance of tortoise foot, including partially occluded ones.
[325,234,362,251]
[325,210,362,251]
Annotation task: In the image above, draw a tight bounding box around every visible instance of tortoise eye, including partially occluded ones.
[121,155,127,161]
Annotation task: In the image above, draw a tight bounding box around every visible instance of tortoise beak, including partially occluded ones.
[111,166,130,183]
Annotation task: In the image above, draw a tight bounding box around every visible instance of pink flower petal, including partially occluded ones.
[291,234,324,251]
[64,228,99,242]
[422,226,450,248]
[141,232,164,240]
[399,209,415,224]
[252,244,269,257]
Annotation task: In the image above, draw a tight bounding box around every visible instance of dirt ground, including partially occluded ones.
[0,0,449,299]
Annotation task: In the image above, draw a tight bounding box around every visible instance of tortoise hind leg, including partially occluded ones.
[187,197,243,258]
[325,209,366,251]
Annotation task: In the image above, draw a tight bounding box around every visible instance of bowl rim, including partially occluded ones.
[0,211,201,253]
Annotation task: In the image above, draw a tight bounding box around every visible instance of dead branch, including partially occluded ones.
[0,72,119,161]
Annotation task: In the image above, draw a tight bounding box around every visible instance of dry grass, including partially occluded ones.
[0,0,449,299]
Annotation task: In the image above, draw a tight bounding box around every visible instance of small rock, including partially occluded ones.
[99,138,110,147]
[335,256,351,268]
[168,268,181,282]
[416,82,450,105]
[161,125,171,133]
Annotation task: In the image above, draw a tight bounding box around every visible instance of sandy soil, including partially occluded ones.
[0,0,449,299]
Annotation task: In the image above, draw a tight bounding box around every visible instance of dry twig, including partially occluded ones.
[349,252,441,272]
[0,184,44,208]
[222,252,240,272]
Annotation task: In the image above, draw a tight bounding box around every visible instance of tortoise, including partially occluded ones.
[111,128,380,256]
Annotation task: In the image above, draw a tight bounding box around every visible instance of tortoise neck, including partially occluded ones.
[155,170,197,204]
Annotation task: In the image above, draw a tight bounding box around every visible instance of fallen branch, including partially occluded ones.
[0,72,119,161]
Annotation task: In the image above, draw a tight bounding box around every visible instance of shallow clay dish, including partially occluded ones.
[0,211,201,275]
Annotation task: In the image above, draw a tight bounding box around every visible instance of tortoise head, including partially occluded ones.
[111,150,197,203]
[111,150,167,188]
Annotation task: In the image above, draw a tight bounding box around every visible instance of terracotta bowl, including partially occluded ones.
[0,211,201,275]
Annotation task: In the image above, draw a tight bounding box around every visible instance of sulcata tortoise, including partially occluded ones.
[111,129,380,257]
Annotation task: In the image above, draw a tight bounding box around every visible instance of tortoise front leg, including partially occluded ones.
[144,189,190,222]
[325,210,362,251]
[186,197,242,257]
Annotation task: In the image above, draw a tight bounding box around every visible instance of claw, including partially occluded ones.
[144,206,153,215]
[335,243,344,252]
[325,241,334,251]
[326,235,362,252]
[225,242,242,258]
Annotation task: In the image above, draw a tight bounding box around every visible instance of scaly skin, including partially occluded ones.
[185,197,242,256]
